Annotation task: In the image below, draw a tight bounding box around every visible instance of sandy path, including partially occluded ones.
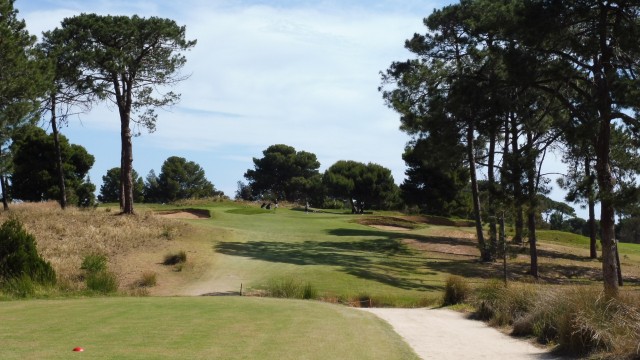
[361,308,564,360]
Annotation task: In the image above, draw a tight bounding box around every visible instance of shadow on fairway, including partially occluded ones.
[215,233,442,291]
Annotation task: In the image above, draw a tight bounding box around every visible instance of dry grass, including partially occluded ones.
[472,281,640,359]
[0,202,192,292]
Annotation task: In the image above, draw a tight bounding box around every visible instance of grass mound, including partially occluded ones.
[0,202,191,293]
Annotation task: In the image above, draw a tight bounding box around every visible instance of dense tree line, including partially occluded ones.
[381,0,640,295]
[99,156,221,204]
[239,144,400,212]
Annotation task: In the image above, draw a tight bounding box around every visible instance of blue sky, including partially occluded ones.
[16,0,575,214]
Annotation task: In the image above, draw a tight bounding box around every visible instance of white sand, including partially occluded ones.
[361,308,565,360]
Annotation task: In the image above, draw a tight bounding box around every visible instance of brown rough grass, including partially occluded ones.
[0,202,192,292]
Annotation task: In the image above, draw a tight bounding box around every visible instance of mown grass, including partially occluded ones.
[0,297,419,360]
[114,201,640,303]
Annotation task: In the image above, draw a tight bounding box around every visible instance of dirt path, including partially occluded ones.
[361,308,564,360]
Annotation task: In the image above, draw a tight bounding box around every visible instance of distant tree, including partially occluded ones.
[143,170,162,203]
[99,167,144,203]
[617,217,640,244]
[155,156,219,203]
[401,137,470,217]
[244,144,321,202]
[323,160,398,213]
[235,181,253,201]
[0,0,51,210]
[10,125,95,206]
[47,14,196,214]
[39,22,97,210]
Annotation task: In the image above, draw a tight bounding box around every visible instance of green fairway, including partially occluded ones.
[178,203,450,305]
[0,297,418,360]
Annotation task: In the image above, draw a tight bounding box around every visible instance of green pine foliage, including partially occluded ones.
[0,218,56,285]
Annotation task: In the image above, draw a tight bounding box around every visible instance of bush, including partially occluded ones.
[0,218,56,285]
[442,275,471,306]
[265,277,317,300]
[138,271,157,287]
[513,286,640,357]
[472,281,538,326]
[0,275,37,298]
[81,253,108,274]
[163,251,187,265]
[86,270,118,293]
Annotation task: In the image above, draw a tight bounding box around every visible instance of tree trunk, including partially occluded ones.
[615,240,623,286]
[115,76,135,215]
[527,206,538,278]
[0,175,8,211]
[119,149,125,210]
[525,130,539,278]
[50,94,67,209]
[488,129,497,260]
[467,124,489,261]
[511,116,524,244]
[585,157,597,259]
[594,93,619,297]
[594,6,619,297]
[121,119,134,214]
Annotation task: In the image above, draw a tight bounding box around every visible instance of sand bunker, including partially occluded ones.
[368,225,412,231]
[155,209,210,219]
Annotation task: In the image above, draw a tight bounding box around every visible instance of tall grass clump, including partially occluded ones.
[81,253,118,294]
[513,286,640,358]
[85,270,118,293]
[442,275,471,306]
[265,277,318,300]
[472,280,538,326]
[0,218,56,297]
[80,253,108,274]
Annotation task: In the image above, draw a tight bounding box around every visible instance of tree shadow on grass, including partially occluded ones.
[328,228,477,248]
[215,237,441,291]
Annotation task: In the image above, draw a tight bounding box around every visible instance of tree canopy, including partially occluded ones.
[244,144,321,202]
[11,125,95,207]
[147,156,219,203]
[0,0,51,209]
[99,167,144,204]
[323,160,398,213]
[381,0,640,294]
[46,14,196,214]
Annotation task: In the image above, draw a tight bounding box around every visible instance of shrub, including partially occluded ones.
[442,275,471,306]
[81,253,108,274]
[1,275,36,298]
[0,218,56,285]
[513,286,640,357]
[86,270,118,293]
[138,271,157,287]
[265,277,317,300]
[163,251,187,265]
[472,281,538,326]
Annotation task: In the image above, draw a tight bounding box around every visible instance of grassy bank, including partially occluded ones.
[0,297,418,360]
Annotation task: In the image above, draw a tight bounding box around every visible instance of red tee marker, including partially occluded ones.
[72,347,84,352]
